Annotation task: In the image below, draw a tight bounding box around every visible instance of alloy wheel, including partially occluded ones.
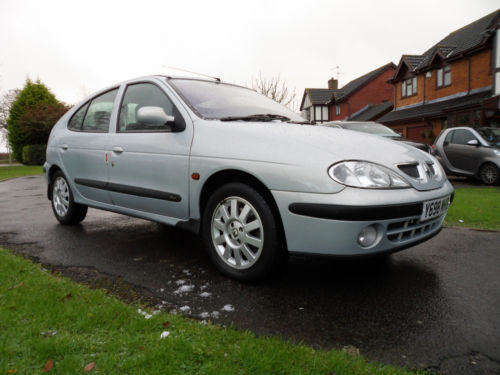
[210,196,264,270]
[480,164,498,185]
[53,176,70,217]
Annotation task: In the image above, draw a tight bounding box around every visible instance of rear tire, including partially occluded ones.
[202,183,285,282]
[479,163,499,185]
[50,171,88,225]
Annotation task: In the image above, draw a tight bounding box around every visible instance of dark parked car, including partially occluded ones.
[432,127,500,185]
[323,121,431,153]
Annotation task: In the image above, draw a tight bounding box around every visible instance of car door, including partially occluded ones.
[107,81,192,221]
[443,129,481,173]
[59,88,119,204]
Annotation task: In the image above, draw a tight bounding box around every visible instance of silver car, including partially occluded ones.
[44,75,454,281]
[432,127,500,185]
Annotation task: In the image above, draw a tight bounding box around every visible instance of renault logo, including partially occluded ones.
[422,162,434,179]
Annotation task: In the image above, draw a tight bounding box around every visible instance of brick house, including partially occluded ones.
[299,80,339,123]
[328,62,396,121]
[378,10,500,143]
[299,63,395,123]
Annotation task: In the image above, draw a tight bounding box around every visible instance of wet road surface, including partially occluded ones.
[1,176,499,374]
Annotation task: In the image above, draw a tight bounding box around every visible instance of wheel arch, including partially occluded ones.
[199,169,287,249]
[46,164,63,200]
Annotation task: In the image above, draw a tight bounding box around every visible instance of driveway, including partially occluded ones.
[1,176,499,374]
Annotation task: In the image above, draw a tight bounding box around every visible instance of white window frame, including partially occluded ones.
[437,65,451,87]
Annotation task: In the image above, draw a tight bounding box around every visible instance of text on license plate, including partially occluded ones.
[421,196,450,221]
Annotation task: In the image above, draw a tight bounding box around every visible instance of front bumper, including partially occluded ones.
[271,181,454,256]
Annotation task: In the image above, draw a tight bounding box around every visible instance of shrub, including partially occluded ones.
[22,144,46,165]
[18,102,70,145]
[7,79,60,162]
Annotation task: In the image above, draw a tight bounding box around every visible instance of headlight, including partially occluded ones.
[328,161,410,189]
[493,149,500,156]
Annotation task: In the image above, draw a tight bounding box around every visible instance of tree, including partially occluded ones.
[0,89,20,131]
[0,89,20,153]
[251,72,297,110]
[7,79,60,162]
[18,102,70,145]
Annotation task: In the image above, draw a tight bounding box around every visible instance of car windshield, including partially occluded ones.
[340,122,402,137]
[477,128,500,147]
[168,79,305,122]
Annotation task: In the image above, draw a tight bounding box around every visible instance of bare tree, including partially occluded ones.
[0,89,20,131]
[251,72,297,110]
[0,89,19,154]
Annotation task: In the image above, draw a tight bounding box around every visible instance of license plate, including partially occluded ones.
[421,196,450,222]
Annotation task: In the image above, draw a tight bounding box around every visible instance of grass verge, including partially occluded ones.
[0,248,419,374]
[445,187,500,231]
[0,165,43,181]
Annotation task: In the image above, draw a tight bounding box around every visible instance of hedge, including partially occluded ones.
[22,144,46,165]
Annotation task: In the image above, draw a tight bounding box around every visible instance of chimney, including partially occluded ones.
[328,78,338,90]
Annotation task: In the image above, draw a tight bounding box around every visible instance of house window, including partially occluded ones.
[401,77,417,98]
[437,65,451,87]
[335,104,340,116]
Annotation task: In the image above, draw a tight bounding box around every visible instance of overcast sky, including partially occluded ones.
[0,0,499,152]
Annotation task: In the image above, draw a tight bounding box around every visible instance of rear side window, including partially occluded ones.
[451,129,477,145]
[82,89,118,132]
[68,89,118,132]
[68,102,89,130]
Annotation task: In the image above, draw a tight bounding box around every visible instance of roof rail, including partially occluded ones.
[161,66,221,82]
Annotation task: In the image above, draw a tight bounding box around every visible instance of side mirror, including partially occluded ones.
[467,139,480,146]
[136,106,174,126]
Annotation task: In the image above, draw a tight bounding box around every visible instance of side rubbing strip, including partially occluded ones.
[75,178,181,202]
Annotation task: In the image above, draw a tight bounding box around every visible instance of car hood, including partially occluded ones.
[191,120,446,192]
[391,137,430,151]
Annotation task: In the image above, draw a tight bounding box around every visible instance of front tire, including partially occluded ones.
[51,171,88,225]
[202,183,284,282]
[479,163,499,185]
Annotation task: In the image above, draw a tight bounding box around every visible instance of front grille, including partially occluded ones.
[398,164,419,178]
[397,162,437,180]
[386,215,443,244]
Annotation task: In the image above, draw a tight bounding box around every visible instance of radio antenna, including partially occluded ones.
[161,65,221,82]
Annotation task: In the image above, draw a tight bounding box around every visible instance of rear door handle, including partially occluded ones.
[112,146,124,154]
[60,144,68,150]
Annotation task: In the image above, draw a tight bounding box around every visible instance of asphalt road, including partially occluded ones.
[1,176,499,374]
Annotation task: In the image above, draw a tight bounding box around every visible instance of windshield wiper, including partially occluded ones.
[219,114,291,122]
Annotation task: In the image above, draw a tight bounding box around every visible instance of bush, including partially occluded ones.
[18,102,70,145]
[7,79,60,162]
[22,144,46,165]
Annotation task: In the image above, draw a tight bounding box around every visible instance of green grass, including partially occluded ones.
[0,248,420,375]
[445,187,500,230]
[0,165,43,181]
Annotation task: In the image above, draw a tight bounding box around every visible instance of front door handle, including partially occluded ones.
[112,146,124,154]
[60,144,68,150]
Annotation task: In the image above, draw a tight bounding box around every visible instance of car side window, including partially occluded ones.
[68,102,89,131]
[118,83,174,132]
[451,129,477,145]
[444,131,453,144]
[80,89,118,132]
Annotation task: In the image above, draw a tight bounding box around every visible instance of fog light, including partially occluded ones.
[358,225,378,247]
